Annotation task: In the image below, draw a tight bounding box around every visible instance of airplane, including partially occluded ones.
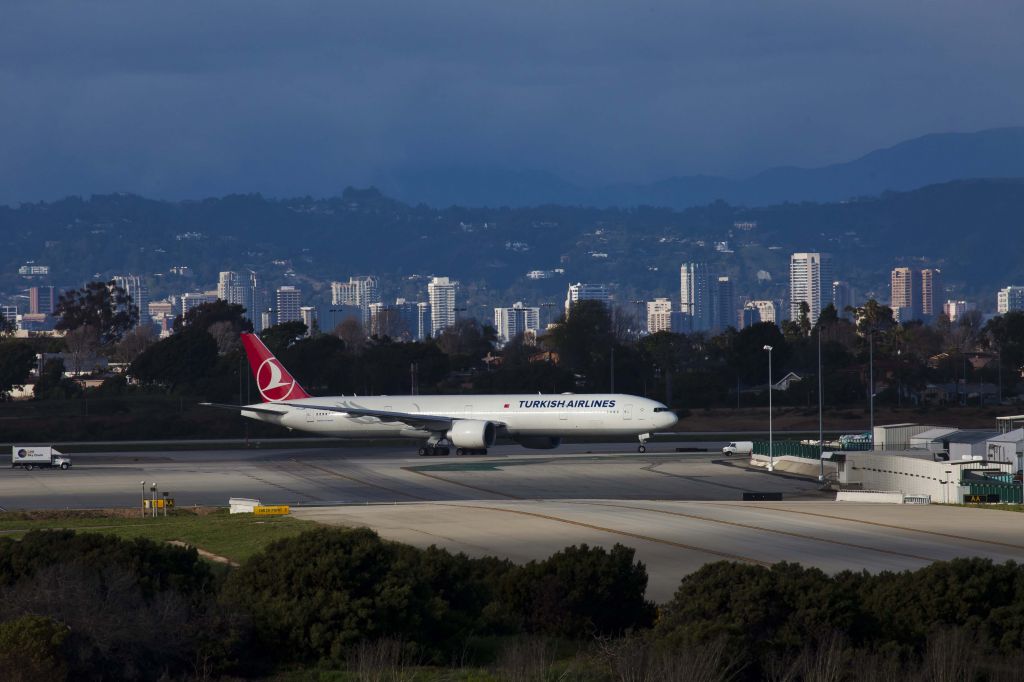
[202,332,678,456]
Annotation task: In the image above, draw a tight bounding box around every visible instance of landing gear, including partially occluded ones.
[455,448,488,456]
[418,445,450,456]
[637,432,651,453]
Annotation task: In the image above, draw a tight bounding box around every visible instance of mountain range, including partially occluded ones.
[376,127,1024,209]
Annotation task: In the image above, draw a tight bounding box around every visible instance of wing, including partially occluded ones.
[295,403,457,432]
[200,402,288,417]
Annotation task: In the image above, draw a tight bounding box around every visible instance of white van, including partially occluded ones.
[722,441,753,456]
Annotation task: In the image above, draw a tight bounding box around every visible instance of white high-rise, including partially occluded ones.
[789,253,832,324]
[218,270,264,331]
[416,302,432,341]
[494,302,540,344]
[427,277,459,336]
[565,283,610,315]
[679,263,710,331]
[112,274,149,325]
[332,276,381,326]
[997,286,1024,314]
[646,298,674,334]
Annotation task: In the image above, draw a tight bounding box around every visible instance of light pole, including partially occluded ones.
[869,330,875,450]
[764,344,774,472]
[150,482,158,518]
[817,328,824,482]
[140,481,146,518]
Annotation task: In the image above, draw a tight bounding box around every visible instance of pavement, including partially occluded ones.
[4,439,1022,602]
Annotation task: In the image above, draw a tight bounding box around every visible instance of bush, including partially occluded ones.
[221,527,505,665]
[498,543,655,638]
[0,615,69,682]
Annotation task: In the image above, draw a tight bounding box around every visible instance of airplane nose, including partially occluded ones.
[663,411,678,428]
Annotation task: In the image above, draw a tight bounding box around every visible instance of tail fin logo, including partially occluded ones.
[257,358,297,402]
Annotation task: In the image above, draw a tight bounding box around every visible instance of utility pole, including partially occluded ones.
[818,327,824,482]
[764,345,774,472]
[869,330,875,450]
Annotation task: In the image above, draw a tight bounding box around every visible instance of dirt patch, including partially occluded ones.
[167,540,239,567]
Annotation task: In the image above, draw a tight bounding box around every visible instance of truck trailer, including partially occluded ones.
[11,446,72,470]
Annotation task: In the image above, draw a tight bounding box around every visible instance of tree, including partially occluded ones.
[728,322,788,386]
[335,318,366,353]
[173,300,252,335]
[130,329,218,391]
[54,281,138,345]
[33,359,82,400]
[0,615,69,681]
[63,325,100,374]
[112,324,156,363]
[259,321,307,355]
[0,314,14,337]
[0,341,35,399]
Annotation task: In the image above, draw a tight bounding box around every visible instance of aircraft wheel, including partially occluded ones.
[480,448,488,456]
[638,445,646,453]
[456,448,465,457]
[418,447,429,456]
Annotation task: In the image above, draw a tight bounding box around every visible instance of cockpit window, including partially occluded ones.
[653,407,671,412]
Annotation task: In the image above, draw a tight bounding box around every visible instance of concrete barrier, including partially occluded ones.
[835,490,904,504]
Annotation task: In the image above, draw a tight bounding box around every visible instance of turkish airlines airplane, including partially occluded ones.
[204,333,678,456]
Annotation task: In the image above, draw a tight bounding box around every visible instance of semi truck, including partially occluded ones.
[11,446,72,470]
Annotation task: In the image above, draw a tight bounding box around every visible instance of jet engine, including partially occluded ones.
[446,420,497,449]
[514,436,561,450]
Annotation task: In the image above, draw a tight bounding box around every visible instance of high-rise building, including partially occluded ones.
[789,253,831,325]
[416,302,432,341]
[749,300,777,325]
[0,305,17,326]
[740,303,762,329]
[711,276,735,331]
[565,282,610,316]
[427,277,459,335]
[943,300,971,322]
[831,280,852,318]
[494,302,541,344]
[997,286,1024,314]
[28,286,55,315]
[300,306,317,334]
[275,285,302,324]
[217,270,264,331]
[679,263,710,331]
[891,267,915,323]
[112,274,149,325]
[920,269,941,319]
[367,300,419,340]
[180,291,217,317]
[331,276,380,325]
[646,298,675,334]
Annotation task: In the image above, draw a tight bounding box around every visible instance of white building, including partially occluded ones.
[180,291,217,317]
[564,282,609,316]
[416,302,432,341]
[789,252,832,324]
[332,276,380,309]
[275,285,302,324]
[494,302,541,344]
[679,262,710,331]
[112,274,149,325]
[646,298,674,334]
[427,277,459,336]
[218,270,264,331]
[749,300,777,324]
[943,300,971,322]
[997,286,1024,314]
[300,306,317,334]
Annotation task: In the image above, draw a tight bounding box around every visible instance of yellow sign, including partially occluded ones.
[253,505,290,516]
[143,498,175,509]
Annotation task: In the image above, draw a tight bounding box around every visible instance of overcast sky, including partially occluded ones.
[1,0,1022,203]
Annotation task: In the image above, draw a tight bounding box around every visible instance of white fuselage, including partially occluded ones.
[241,393,676,440]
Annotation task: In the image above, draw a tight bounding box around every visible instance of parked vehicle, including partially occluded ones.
[722,441,754,456]
[11,446,72,470]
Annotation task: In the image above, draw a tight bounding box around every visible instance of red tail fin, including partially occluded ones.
[240,333,311,402]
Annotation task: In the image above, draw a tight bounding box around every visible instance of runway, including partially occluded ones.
[294,499,1024,601]
[4,440,1021,601]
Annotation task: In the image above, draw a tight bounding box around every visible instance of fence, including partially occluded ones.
[752,440,873,459]
[965,481,1023,504]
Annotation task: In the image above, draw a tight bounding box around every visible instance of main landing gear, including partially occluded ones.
[418,445,450,457]
[455,448,488,456]
[637,432,651,453]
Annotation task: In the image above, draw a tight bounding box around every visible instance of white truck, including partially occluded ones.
[722,441,754,457]
[11,446,72,470]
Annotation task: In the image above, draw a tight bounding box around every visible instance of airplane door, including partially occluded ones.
[306,410,315,423]
[623,404,633,420]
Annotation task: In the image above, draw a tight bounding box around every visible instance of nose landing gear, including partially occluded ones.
[637,432,651,453]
